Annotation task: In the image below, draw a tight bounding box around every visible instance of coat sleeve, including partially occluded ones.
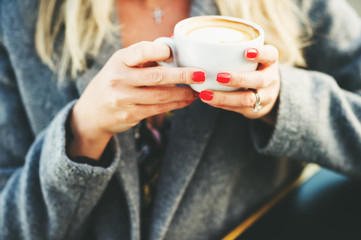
[250,0,361,178]
[0,3,121,239]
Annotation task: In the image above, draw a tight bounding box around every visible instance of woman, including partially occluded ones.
[0,0,360,239]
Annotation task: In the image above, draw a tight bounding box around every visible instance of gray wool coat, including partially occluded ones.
[1,0,361,239]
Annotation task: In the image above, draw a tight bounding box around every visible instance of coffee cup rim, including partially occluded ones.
[173,15,264,45]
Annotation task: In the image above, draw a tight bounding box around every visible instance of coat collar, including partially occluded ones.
[74,1,219,240]
[149,101,220,240]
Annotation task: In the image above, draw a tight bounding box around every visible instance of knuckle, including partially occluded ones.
[149,70,166,85]
[270,45,280,60]
[137,41,152,58]
[115,48,133,66]
[183,88,194,99]
[258,74,267,88]
[156,89,170,102]
[215,94,226,105]
[114,96,125,108]
[108,71,128,87]
[265,45,279,62]
[244,93,255,107]
[113,49,124,60]
[125,42,147,63]
[139,40,152,47]
[263,73,272,87]
[112,49,127,66]
[178,70,189,84]
[109,92,128,108]
[237,73,247,86]
[132,41,148,50]
[117,111,133,123]
[108,78,119,89]
[137,44,148,62]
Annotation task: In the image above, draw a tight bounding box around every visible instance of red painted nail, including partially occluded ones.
[245,48,258,59]
[199,91,213,101]
[217,72,231,83]
[192,71,206,82]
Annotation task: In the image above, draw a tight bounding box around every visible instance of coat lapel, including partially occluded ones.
[149,101,220,240]
[115,129,141,240]
[75,37,141,240]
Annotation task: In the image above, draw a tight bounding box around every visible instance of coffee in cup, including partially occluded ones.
[184,17,260,43]
[155,15,264,92]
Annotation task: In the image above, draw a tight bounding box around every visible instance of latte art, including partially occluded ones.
[179,16,260,44]
[187,27,254,43]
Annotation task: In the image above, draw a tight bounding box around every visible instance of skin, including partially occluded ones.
[202,45,280,126]
[118,0,191,47]
[67,0,281,160]
[68,41,201,159]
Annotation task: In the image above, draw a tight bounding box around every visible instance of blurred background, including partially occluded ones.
[347,0,361,15]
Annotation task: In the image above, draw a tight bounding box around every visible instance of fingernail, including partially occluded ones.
[217,72,231,84]
[192,71,206,82]
[199,91,213,101]
[245,48,258,59]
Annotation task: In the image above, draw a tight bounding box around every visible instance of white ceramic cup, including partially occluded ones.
[155,15,265,92]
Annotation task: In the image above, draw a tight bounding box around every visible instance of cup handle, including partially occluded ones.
[154,37,178,67]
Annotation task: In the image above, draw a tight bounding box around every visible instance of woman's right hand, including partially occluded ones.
[68,41,204,160]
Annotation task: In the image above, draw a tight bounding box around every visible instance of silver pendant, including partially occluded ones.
[152,7,164,25]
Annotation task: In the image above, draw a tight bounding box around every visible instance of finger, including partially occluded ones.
[137,101,192,118]
[127,66,206,86]
[244,45,279,67]
[216,70,274,89]
[199,89,266,108]
[129,86,198,104]
[118,41,172,67]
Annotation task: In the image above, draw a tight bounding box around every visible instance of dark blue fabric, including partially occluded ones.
[241,169,361,240]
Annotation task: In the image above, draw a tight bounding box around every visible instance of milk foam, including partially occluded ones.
[187,27,247,43]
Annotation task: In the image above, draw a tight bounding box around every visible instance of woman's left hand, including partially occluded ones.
[199,45,280,124]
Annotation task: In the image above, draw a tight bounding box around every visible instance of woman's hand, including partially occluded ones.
[198,45,280,125]
[68,41,204,159]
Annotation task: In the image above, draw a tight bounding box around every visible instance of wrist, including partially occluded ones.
[67,106,112,160]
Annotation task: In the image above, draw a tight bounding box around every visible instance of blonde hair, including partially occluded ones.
[215,0,311,67]
[35,0,116,79]
[35,0,310,79]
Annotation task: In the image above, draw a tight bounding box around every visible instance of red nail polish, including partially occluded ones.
[192,71,206,82]
[217,72,231,83]
[245,48,258,59]
[199,91,213,101]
